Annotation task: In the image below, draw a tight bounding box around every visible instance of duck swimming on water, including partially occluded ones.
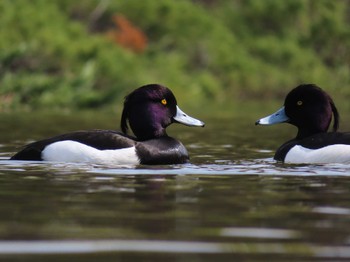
[11,84,205,165]
[256,84,350,164]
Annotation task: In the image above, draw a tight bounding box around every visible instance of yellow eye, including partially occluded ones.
[161,99,167,105]
[297,100,303,106]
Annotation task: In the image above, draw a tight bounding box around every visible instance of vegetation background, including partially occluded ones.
[0,0,349,112]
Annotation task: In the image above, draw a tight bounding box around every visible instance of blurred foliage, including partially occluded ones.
[0,0,349,111]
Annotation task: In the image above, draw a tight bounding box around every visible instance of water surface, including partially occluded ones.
[1,111,350,261]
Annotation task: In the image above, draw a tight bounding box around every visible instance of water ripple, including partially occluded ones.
[0,239,349,258]
[2,158,350,177]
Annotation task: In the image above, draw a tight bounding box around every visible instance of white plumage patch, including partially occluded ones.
[285,144,350,164]
[42,140,140,165]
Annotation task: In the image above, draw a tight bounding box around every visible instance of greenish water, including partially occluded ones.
[1,110,350,261]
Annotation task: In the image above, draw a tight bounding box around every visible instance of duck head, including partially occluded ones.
[256,84,339,139]
[121,84,204,140]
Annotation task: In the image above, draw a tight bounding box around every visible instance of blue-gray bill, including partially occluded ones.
[255,106,290,125]
[173,106,205,127]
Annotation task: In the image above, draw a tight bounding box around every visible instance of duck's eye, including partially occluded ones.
[297,100,303,106]
[161,99,167,105]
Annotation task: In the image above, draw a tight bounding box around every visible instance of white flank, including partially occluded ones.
[285,144,350,164]
[42,140,140,165]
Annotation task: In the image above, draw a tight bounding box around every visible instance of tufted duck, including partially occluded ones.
[255,84,350,164]
[11,84,205,165]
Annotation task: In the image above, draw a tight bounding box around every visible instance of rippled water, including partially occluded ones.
[1,111,350,261]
